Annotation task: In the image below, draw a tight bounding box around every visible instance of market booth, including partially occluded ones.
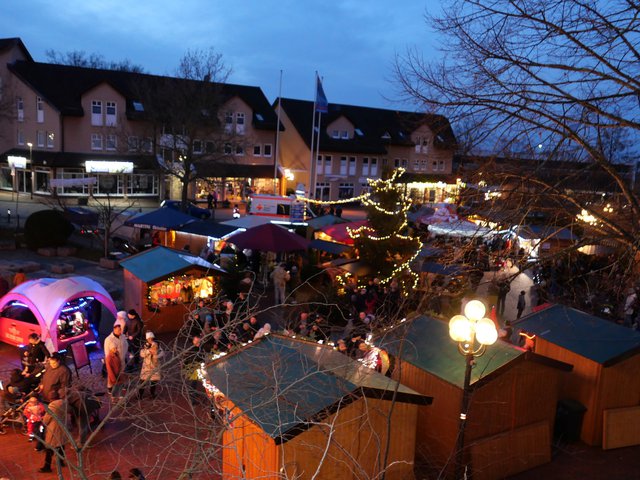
[0,276,117,352]
[206,334,432,480]
[120,246,226,333]
[375,315,572,480]
[514,304,640,449]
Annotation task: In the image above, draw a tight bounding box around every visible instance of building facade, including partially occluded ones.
[276,97,458,203]
[0,38,279,204]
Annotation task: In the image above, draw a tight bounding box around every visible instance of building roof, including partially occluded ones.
[0,38,33,61]
[375,315,555,388]
[8,60,278,129]
[514,304,640,366]
[205,334,431,443]
[119,245,225,283]
[278,97,456,154]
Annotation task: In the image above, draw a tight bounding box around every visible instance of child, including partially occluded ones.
[23,396,45,441]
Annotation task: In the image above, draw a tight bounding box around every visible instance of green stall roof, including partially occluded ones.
[514,304,640,366]
[206,334,430,443]
[374,315,525,389]
[120,246,225,284]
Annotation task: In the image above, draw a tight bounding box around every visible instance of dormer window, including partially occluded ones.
[382,132,391,139]
[355,128,363,136]
[332,129,340,139]
[341,130,349,139]
[133,101,144,112]
[255,113,264,121]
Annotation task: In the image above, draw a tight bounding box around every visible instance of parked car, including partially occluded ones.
[161,200,211,219]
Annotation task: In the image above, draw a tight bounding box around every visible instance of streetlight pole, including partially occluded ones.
[449,300,498,480]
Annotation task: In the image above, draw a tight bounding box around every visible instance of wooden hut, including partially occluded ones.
[514,304,640,449]
[375,315,571,480]
[120,246,225,333]
[205,334,432,480]
[170,221,239,255]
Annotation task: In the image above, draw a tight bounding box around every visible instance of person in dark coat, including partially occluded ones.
[38,353,72,403]
[38,391,68,473]
[516,290,526,319]
[125,309,144,369]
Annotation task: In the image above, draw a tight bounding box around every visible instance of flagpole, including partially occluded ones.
[274,69,283,195]
[314,109,322,201]
[309,72,318,199]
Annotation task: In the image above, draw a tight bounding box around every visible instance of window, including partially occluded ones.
[224,111,233,133]
[128,136,139,151]
[235,144,244,156]
[106,101,117,126]
[432,160,438,171]
[36,96,44,123]
[141,137,153,153]
[413,159,420,170]
[193,140,203,154]
[315,182,330,201]
[348,157,356,175]
[236,112,245,135]
[36,130,45,147]
[338,183,354,199]
[47,132,54,149]
[256,113,264,121]
[340,156,347,175]
[360,183,371,195]
[341,130,349,139]
[332,129,340,139]
[355,128,364,136]
[381,158,388,167]
[205,141,215,154]
[91,133,103,150]
[371,158,378,176]
[362,157,370,176]
[224,143,232,155]
[106,134,117,151]
[17,97,24,122]
[316,155,324,175]
[133,101,144,112]
[263,144,272,157]
[415,137,429,154]
[394,158,400,168]
[401,158,408,168]
[420,159,427,171]
[324,155,332,175]
[439,160,446,171]
[91,100,102,126]
[253,145,262,156]
[17,130,24,146]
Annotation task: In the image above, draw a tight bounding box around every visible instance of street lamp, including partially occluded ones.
[449,299,498,480]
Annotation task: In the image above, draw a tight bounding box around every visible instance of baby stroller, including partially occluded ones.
[0,367,45,435]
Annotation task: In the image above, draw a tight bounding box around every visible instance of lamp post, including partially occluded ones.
[449,299,498,480]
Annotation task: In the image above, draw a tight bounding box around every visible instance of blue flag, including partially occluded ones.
[315,75,328,113]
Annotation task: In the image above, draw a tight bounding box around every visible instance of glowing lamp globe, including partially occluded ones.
[475,318,498,346]
[464,300,486,321]
[449,315,472,342]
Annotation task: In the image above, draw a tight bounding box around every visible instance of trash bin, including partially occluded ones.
[554,398,587,442]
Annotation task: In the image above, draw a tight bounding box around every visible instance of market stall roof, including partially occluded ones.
[374,315,569,388]
[318,220,370,245]
[417,245,444,258]
[124,208,196,231]
[524,225,578,242]
[174,221,240,239]
[420,262,468,276]
[0,276,117,332]
[205,334,431,443]
[119,246,225,284]
[309,238,353,255]
[220,215,277,229]
[306,214,349,230]
[428,219,492,238]
[226,223,310,252]
[514,304,640,366]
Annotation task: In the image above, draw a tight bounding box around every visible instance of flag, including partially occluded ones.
[315,75,328,113]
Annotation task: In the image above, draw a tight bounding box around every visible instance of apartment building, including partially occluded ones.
[0,38,279,203]
[276,97,457,203]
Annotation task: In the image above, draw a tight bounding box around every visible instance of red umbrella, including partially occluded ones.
[227,223,310,252]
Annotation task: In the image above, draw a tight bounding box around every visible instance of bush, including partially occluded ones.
[24,210,74,249]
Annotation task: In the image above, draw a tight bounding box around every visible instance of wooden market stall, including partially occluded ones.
[170,221,240,256]
[514,304,640,448]
[375,315,572,480]
[205,334,432,480]
[120,246,225,333]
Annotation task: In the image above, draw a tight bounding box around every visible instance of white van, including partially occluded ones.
[247,194,314,223]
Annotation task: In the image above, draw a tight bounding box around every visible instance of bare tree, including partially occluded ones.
[45,49,146,73]
[134,48,240,212]
[395,0,640,304]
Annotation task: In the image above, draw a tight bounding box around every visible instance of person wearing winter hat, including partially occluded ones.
[114,311,127,329]
[139,331,161,399]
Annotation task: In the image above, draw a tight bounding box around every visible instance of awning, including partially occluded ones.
[125,208,196,231]
[309,239,353,255]
[421,262,468,276]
